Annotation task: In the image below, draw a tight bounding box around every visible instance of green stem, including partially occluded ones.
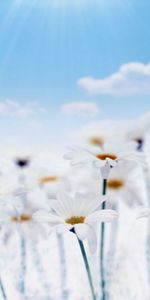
[102,179,107,200]
[77,237,96,300]
[100,178,107,300]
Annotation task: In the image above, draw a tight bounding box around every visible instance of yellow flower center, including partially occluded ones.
[66,216,85,225]
[89,136,104,146]
[39,175,59,184]
[107,179,124,189]
[11,214,32,223]
[96,153,117,160]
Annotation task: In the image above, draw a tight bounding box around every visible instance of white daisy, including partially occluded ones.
[64,142,145,178]
[27,152,70,198]
[33,191,118,252]
[105,164,147,209]
[72,120,127,148]
[37,172,70,199]
[0,188,48,242]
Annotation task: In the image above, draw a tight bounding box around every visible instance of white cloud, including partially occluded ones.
[0,100,45,118]
[61,102,99,117]
[77,62,150,96]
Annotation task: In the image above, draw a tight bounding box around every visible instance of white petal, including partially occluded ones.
[52,191,76,219]
[72,192,102,216]
[85,209,118,223]
[33,210,63,224]
[70,158,93,166]
[93,160,104,168]
[73,193,97,216]
[74,223,89,240]
[57,190,72,203]
[64,147,96,165]
[137,209,150,219]
[55,223,72,234]
[51,200,71,219]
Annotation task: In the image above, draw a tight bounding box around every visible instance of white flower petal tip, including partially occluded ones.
[100,210,119,222]
[86,209,118,224]
[33,210,62,224]
[137,210,150,219]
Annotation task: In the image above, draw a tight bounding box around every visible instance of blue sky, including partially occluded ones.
[0,0,150,152]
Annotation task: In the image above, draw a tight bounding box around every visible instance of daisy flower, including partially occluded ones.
[28,167,70,199]
[64,142,145,178]
[0,187,49,298]
[0,188,48,242]
[33,191,118,253]
[105,164,147,209]
[67,164,147,209]
[27,152,70,198]
[37,171,70,199]
[73,120,126,149]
